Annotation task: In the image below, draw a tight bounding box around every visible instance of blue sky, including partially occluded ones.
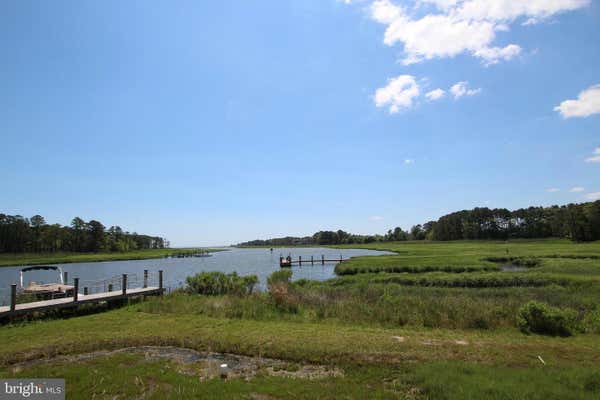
[1,0,599,246]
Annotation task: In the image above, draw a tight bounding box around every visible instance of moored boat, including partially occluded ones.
[19,266,75,300]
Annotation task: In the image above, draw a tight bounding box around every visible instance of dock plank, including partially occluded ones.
[0,287,161,317]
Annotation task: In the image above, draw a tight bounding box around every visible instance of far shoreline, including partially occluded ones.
[0,248,229,268]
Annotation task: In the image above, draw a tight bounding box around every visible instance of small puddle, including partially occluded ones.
[10,346,344,381]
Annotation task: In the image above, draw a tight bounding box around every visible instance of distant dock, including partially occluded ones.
[280,255,349,268]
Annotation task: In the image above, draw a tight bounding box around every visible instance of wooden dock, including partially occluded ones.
[0,270,164,319]
[280,255,349,268]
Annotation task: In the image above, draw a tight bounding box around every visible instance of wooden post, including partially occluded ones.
[84,287,88,295]
[73,278,79,302]
[10,284,16,312]
[143,270,148,288]
[311,255,314,265]
[122,274,127,295]
[159,270,164,293]
[299,256,302,266]
[63,271,68,285]
[340,255,343,262]
[108,283,113,292]
[322,255,325,265]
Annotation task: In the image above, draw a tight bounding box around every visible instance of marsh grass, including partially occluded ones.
[137,283,600,332]
[0,353,400,400]
[405,362,600,400]
[0,248,226,267]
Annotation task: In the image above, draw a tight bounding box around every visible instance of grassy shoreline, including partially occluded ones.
[0,248,228,267]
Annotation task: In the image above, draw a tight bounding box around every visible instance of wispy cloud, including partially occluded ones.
[569,187,585,192]
[546,188,560,193]
[585,147,600,163]
[404,158,415,164]
[369,215,385,221]
[425,88,445,101]
[555,84,600,118]
[585,192,600,201]
[450,81,481,99]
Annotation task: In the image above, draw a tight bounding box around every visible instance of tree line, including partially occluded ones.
[0,214,168,253]
[238,201,600,246]
[428,201,600,242]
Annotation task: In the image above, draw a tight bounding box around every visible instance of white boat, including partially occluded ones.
[19,266,74,299]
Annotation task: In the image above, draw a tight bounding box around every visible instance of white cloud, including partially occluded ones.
[364,0,589,65]
[420,0,459,10]
[555,84,600,118]
[369,215,385,221]
[425,88,446,100]
[404,158,415,164]
[585,147,600,163]
[569,187,585,192]
[546,188,560,193]
[454,0,590,23]
[585,192,600,201]
[381,13,501,64]
[374,75,420,113]
[450,81,481,99]
[473,44,521,65]
[371,0,403,24]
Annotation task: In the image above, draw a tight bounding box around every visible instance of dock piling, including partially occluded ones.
[73,278,79,302]
[322,255,324,265]
[299,256,302,266]
[143,270,148,288]
[311,255,314,265]
[63,271,68,285]
[10,284,16,312]
[1,271,165,318]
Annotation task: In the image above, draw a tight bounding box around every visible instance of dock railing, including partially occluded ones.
[0,269,164,318]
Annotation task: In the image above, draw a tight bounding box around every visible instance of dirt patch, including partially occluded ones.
[10,346,343,381]
[391,336,406,343]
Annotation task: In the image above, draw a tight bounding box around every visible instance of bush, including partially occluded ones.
[185,271,258,296]
[267,269,293,288]
[267,269,298,313]
[517,301,577,336]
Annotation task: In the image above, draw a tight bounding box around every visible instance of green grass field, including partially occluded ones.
[1,239,600,399]
[0,248,227,267]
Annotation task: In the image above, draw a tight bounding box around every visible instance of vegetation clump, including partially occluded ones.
[517,301,578,336]
[267,269,298,312]
[185,271,258,296]
[484,256,540,267]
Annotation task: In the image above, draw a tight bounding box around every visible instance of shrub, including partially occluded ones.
[267,269,298,313]
[185,271,258,296]
[267,269,293,288]
[517,301,577,336]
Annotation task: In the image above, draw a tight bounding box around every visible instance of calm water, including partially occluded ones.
[0,247,391,305]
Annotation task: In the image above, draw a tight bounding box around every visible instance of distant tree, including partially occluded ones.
[30,215,46,252]
[410,224,426,240]
[70,217,86,252]
[87,220,106,252]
